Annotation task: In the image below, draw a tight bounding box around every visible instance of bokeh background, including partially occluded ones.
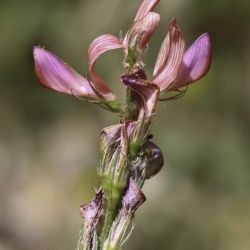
[0,0,250,249]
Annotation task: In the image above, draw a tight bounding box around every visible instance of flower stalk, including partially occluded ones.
[33,0,212,249]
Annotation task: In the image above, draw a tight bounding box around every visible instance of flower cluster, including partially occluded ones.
[33,0,211,249]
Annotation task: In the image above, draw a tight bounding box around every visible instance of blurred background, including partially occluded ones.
[0,0,250,249]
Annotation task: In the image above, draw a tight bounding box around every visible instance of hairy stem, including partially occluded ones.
[99,176,125,247]
[123,87,137,121]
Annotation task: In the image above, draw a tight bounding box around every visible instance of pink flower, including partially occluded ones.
[33,0,211,112]
[119,0,211,122]
[33,35,123,111]
[152,19,212,91]
[122,0,212,92]
[123,0,160,67]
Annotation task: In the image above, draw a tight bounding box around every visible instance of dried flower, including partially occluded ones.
[79,189,104,249]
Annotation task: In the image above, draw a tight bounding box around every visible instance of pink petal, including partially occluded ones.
[134,81,159,120]
[88,34,123,101]
[33,47,98,98]
[134,0,160,21]
[170,33,212,90]
[152,18,185,91]
[125,12,160,52]
[153,28,171,76]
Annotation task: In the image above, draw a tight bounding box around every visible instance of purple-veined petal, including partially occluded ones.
[170,33,212,90]
[152,18,185,91]
[88,34,123,101]
[134,0,160,21]
[153,27,171,76]
[123,12,159,56]
[121,70,159,121]
[80,189,104,226]
[133,81,159,121]
[125,12,160,53]
[121,70,159,148]
[33,46,99,98]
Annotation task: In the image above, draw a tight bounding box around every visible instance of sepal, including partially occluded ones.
[103,178,145,250]
[79,190,104,250]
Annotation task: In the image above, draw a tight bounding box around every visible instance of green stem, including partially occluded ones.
[123,88,137,121]
[99,86,139,249]
[99,176,124,248]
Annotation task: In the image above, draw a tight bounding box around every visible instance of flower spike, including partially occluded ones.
[34,0,212,248]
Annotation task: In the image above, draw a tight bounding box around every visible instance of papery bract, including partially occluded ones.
[80,189,104,248]
[122,72,159,122]
[122,178,146,211]
[152,20,211,91]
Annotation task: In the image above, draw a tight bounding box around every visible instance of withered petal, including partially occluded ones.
[80,190,104,248]
[123,178,146,212]
[121,73,159,121]
[80,189,104,227]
